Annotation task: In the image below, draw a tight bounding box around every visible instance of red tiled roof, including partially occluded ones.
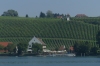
[0,42,12,53]
[57,16,62,19]
[75,14,87,17]
[0,42,12,47]
[0,50,8,52]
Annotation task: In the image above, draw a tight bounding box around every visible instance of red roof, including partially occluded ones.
[0,42,12,47]
[75,14,87,17]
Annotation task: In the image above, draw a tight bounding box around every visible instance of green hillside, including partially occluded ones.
[0,17,100,49]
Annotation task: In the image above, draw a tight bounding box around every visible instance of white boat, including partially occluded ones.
[66,53,76,56]
[49,53,76,57]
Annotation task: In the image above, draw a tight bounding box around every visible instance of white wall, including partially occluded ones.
[28,36,42,48]
[67,17,70,21]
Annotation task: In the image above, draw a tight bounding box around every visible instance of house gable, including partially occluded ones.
[28,36,46,48]
[27,36,46,52]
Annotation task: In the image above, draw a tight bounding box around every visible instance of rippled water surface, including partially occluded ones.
[0,56,100,66]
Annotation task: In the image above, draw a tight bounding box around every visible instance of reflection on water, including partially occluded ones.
[0,56,100,66]
[0,60,100,64]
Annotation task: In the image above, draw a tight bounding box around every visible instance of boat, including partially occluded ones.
[66,53,76,56]
[49,53,76,57]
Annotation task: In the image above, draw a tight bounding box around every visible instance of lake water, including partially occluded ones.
[0,56,100,66]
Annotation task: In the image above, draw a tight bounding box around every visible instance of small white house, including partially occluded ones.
[66,14,70,21]
[27,36,46,53]
[67,17,70,21]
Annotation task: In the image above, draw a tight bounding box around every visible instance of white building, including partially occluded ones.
[66,14,70,21]
[67,17,70,21]
[27,36,46,53]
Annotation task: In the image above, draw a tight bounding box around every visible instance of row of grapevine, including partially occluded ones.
[0,17,100,49]
[0,18,100,40]
[42,38,96,50]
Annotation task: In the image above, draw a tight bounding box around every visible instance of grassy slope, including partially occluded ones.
[0,17,100,49]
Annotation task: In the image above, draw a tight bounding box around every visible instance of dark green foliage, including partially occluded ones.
[0,45,4,50]
[17,42,28,55]
[7,44,16,53]
[96,31,100,47]
[74,41,92,55]
[39,12,46,18]
[46,10,53,18]
[55,47,59,51]
[1,9,18,17]
[74,42,80,54]
[4,47,7,52]
[32,43,42,54]
[90,47,99,55]
[26,14,28,18]
[36,16,38,18]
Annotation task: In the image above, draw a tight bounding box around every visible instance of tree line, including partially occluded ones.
[73,41,100,56]
[1,9,69,18]
[39,10,68,18]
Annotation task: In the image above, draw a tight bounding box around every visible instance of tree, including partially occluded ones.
[32,43,42,54]
[96,31,100,47]
[7,44,16,54]
[74,41,92,56]
[0,45,4,50]
[17,42,28,55]
[35,16,38,18]
[4,47,7,52]
[80,42,91,55]
[53,13,59,18]
[55,47,59,51]
[39,12,46,18]
[90,47,99,55]
[1,9,18,17]
[26,14,28,18]
[46,10,53,18]
[74,42,81,54]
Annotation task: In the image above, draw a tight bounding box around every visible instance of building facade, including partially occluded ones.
[27,36,46,52]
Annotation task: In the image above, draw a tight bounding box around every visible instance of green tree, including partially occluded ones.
[96,31,100,47]
[46,10,53,18]
[90,47,99,55]
[17,42,28,55]
[80,42,91,55]
[4,47,7,53]
[1,9,18,17]
[39,12,46,18]
[55,47,59,51]
[74,42,80,54]
[35,16,38,18]
[32,43,42,54]
[74,41,92,56]
[7,44,16,54]
[26,14,28,18]
[0,45,4,50]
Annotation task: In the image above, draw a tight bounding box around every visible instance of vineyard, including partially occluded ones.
[0,17,100,49]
